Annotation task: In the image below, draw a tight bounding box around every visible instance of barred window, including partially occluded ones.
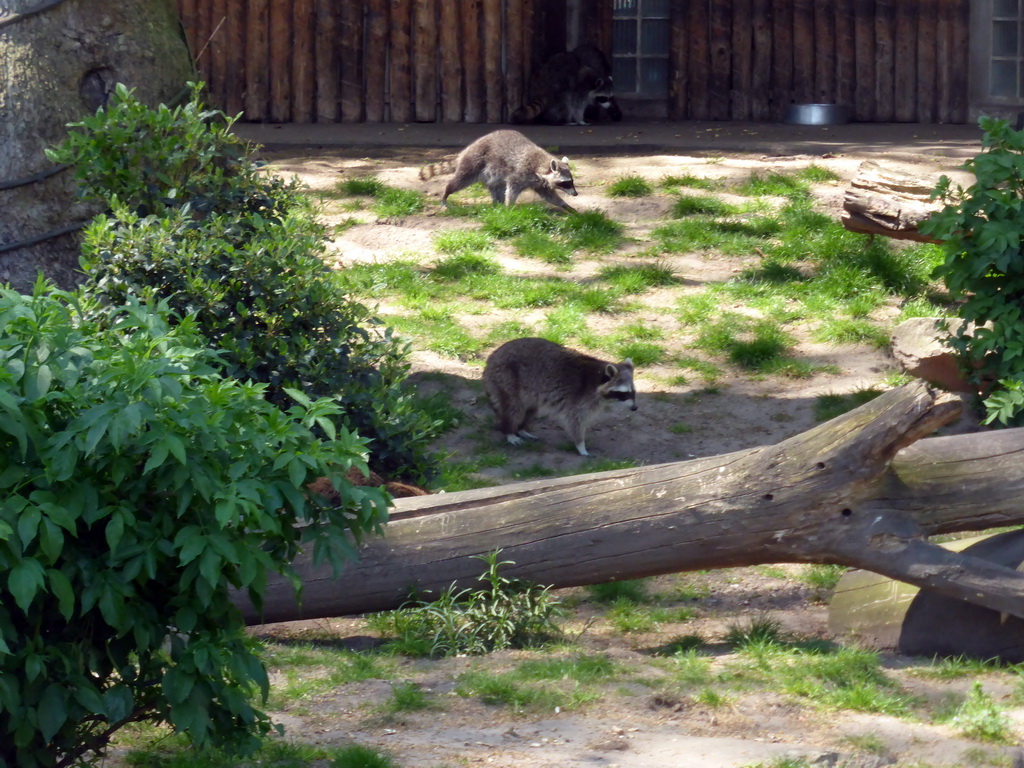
[611,0,670,97]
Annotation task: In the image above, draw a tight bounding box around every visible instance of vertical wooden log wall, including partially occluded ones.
[178,0,970,125]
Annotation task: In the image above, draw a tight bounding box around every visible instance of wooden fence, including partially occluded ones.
[176,0,971,125]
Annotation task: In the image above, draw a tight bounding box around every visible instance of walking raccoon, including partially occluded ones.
[419,130,578,212]
[511,48,615,126]
[483,337,637,457]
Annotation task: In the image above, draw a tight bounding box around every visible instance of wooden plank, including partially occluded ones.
[462,0,484,122]
[268,0,292,121]
[438,0,463,121]
[834,0,855,114]
[177,0,198,59]
[709,0,730,121]
[852,0,875,122]
[935,0,953,124]
[669,0,689,119]
[482,0,503,122]
[413,0,437,122]
[813,0,834,102]
[874,0,895,122]
[505,0,524,123]
[916,0,937,123]
[950,0,970,124]
[750,0,772,121]
[314,0,338,122]
[244,0,270,121]
[792,0,814,104]
[688,0,710,120]
[522,0,535,89]
[223,0,245,117]
[291,0,315,123]
[893,0,916,122]
[390,0,413,122]
[205,0,226,110]
[365,0,388,122]
[731,0,753,120]
[339,0,364,122]
[771,0,793,120]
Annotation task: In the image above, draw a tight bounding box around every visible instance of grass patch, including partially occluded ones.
[456,669,601,713]
[586,579,651,604]
[813,389,884,422]
[661,174,717,191]
[336,175,425,216]
[944,682,1015,743]
[608,175,654,198]
[599,262,678,293]
[433,228,493,256]
[514,230,574,265]
[672,194,739,217]
[123,738,400,768]
[796,164,842,183]
[735,171,811,200]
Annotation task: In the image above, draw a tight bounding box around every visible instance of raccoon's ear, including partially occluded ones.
[595,76,606,88]
[603,363,618,381]
[550,159,559,172]
[561,156,570,164]
[622,358,634,369]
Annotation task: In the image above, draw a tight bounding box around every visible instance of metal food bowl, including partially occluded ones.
[783,103,851,126]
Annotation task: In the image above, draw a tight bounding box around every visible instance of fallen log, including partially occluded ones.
[841,160,946,243]
[237,382,1024,625]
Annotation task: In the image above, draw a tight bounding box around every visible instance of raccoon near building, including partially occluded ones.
[419,129,578,212]
[511,48,616,126]
[482,337,637,457]
[572,42,623,123]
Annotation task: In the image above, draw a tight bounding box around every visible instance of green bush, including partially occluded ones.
[923,116,1024,425]
[0,284,389,766]
[49,83,439,481]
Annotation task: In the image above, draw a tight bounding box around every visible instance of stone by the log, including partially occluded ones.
[890,317,975,392]
[829,530,1024,663]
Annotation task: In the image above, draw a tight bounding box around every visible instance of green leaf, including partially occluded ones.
[8,558,45,613]
[38,684,68,742]
[47,568,75,620]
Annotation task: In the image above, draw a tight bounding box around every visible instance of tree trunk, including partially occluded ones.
[238,382,1024,625]
[0,0,193,293]
[840,160,947,243]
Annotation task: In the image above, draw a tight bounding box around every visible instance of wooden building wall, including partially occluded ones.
[176,0,971,125]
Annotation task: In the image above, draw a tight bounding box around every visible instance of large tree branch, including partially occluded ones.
[237,382,1024,625]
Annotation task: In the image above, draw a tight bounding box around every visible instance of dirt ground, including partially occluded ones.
[239,120,1024,768]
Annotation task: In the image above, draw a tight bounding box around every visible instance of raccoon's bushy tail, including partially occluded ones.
[511,100,546,124]
[419,157,456,181]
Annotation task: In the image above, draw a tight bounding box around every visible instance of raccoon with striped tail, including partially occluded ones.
[483,337,637,457]
[512,48,615,126]
[419,129,578,212]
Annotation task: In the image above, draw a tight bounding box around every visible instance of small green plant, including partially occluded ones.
[338,176,387,197]
[608,175,654,198]
[381,682,431,714]
[923,117,1024,426]
[725,615,784,648]
[796,564,848,592]
[948,682,1015,743]
[370,551,563,657]
[736,170,811,200]
[796,164,842,183]
[661,174,716,191]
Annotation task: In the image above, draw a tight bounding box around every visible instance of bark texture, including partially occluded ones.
[0,0,193,292]
[239,382,1024,626]
[841,160,946,243]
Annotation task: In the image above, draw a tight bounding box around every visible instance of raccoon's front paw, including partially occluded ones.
[506,434,524,446]
[575,442,591,457]
[517,430,538,440]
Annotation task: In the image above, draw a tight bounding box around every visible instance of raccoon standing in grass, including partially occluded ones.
[483,337,637,457]
[512,48,615,126]
[420,129,578,212]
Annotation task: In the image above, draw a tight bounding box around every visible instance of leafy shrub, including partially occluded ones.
[0,284,388,766]
[49,83,439,481]
[923,116,1024,425]
[368,551,563,657]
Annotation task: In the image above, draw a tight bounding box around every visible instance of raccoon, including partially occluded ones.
[511,50,614,126]
[572,43,623,122]
[420,130,578,212]
[482,337,637,457]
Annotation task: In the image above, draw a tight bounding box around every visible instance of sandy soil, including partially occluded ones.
[241,133,1024,768]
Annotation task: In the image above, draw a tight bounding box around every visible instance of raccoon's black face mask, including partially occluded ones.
[606,389,638,410]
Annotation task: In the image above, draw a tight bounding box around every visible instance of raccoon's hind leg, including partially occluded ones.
[441,166,480,207]
[560,413,591,456]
